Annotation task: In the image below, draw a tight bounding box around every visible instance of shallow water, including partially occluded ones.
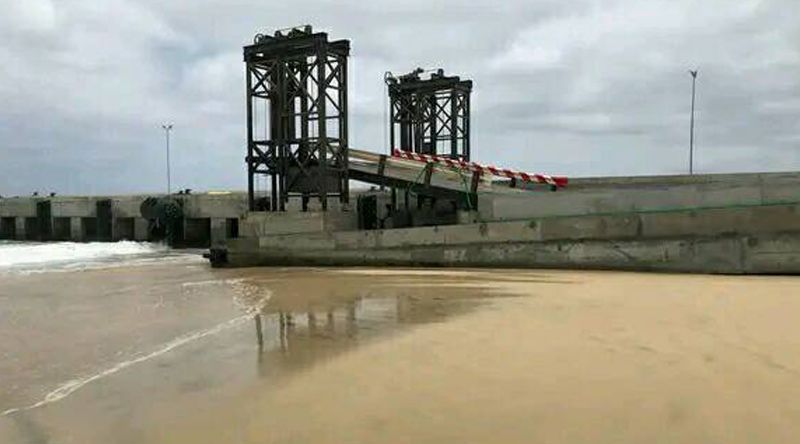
[2,243,800,443]
[0,240,193,274]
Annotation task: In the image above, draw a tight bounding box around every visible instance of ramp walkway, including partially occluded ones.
[348,148,566,198]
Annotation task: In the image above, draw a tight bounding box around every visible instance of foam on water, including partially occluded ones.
[0,241,195,273]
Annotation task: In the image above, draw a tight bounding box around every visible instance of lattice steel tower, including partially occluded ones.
[244,25,350,211]
[386,68,472,161]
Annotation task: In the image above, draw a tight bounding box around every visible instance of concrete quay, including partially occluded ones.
[481,170,800,220]
[0,192,247,246]
[5,169,800,274]
[217,170,800,274]
[221,202,800,273]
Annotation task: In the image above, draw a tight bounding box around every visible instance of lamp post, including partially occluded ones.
[161,123,173,194]
[688,69,698,175]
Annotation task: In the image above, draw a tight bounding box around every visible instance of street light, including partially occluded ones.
[688,69,698,175]
[161,123,173,194]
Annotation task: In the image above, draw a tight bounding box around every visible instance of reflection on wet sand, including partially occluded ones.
[162,270,800,444]
[245,269,524,382]
[0,266,553,444]
[5,266,800,443]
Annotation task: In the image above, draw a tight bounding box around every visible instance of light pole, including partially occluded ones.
[161,123,173,194]
[688,69,698,174]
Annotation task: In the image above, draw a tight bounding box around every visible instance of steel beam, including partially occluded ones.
[386,68,472,162]
[244,26,350,211]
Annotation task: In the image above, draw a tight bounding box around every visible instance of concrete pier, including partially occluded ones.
[224,202,800,273]
[218,170,800,274]
[6,170,800,274]
[0,192,247,246]
[480,171,800,221]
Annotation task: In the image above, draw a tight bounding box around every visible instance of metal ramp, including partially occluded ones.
[348,148,566,198]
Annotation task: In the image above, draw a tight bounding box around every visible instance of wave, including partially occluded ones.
[0,241,200,273]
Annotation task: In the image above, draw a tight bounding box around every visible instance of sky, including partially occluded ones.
[0,0,798,195]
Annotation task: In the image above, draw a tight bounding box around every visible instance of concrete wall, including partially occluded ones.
[239,211,358,238]
[480,171,800,221]
[50,197,97,218]
[0,192,248,243]
[0,199,36,218]
[223,202,800,274]
[226,233,800,274]
[181,193,248,218]
[245,203,800,250]
[0,189,417,244]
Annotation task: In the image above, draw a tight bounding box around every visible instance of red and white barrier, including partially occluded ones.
[391,149,568,188]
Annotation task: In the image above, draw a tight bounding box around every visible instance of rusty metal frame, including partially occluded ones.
[244,25,350,211]
[387,68,472,161]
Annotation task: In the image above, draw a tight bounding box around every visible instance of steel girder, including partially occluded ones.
[244,26,350,211]
[387,68,472,162]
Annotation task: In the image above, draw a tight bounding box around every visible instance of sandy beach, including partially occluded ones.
[2,243,800,443]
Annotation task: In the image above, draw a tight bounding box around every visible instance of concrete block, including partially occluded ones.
[14,217,26,241]
[112,197,145,218]
[225,229,800,274]
[366,247,414,264]
[0,199,37,218]
[443,247,469,263]
[484,190,622,220]
[133,218,149,241]
[457,210,480,225]
[409,246,446,265]
[442,223,486,245]
[687,237,745,273]
[259,233,335,251]
[743,234,800,274]
[378,226,445,248]
[639,204,800,238]
[757,173,800,204]
[480,171,800,223]
[70,217,83,242]
[51,198,96,218]
[227,238,261,254]
[486,221,542,243]
[334,230,380,250]
[538,214,639,241]
[639,208,744,238]
[761,185,800,204]
[239,211,354,238]
[323,212,359,232]
[181,194,248,218]
[471,243,529,265]
[210,218,227,247]
[692,183,762,208]
[744,204,800,233]
[566,171,762,189]
[239,213,315,238]
[443,236,738,273]
[441,221,541,245]
[476,194,495,221]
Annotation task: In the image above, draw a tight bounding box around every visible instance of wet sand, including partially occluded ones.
[2,258,800,443]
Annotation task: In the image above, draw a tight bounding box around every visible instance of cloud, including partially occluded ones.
[1,0,57,33]
[0,0,799,195]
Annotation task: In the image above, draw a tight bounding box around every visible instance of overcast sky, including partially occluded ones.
[1,0,798,195]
